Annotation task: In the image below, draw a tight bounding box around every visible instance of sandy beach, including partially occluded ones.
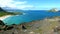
[0,15,12,20]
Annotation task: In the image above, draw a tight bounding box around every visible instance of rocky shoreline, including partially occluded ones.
[0,17,60,34]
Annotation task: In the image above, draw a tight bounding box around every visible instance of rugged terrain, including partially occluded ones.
[0,17,60,34]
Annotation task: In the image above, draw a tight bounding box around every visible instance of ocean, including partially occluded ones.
[3,10,60,25]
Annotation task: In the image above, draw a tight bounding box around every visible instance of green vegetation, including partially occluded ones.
[0,11,22,17]
[34,28,43,34]
[0,7,22,17]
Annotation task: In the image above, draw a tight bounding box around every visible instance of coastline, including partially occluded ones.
[0,15,12,20]
[20,17,60,34]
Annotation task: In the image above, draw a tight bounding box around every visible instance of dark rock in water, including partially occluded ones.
[0,20,5,26]
[12,24,16,26]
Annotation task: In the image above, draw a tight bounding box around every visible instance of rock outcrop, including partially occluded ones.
[0,20,5,25]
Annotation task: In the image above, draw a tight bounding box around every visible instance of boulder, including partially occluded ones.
[0,20,5,25]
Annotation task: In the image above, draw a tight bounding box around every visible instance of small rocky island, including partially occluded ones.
[48,8,59,12]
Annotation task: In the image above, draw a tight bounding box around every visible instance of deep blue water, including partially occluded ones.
[3,10,60,25]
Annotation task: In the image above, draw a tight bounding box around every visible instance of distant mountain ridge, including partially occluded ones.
[0,7,6,12]
[0,7,21,17]
[2,7,23,12]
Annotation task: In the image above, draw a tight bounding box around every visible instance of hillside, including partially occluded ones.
[0,7,21,17]
[0,7,6,12]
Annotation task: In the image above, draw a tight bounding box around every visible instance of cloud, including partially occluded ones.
[15,1,27,5]
[16,5,34,9]
[0,0,12,7]
[0,0,34,10]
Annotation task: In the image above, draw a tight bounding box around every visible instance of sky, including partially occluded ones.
[0,0,60,10]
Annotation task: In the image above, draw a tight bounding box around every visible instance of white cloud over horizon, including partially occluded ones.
[0,0,34,10]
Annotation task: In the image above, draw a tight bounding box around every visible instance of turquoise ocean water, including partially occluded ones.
[3,10,60,25]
